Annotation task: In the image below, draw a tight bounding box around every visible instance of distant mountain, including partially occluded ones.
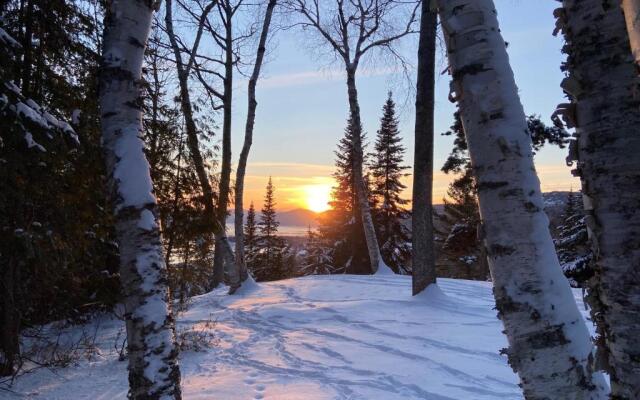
[278,208,320,227]
[230,192,571,230]
[227,208,320,228]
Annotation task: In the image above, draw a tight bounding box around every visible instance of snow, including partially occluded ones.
[113,127,157,210]
[15,102,49,128]
[43,111,79,144]
[71,109,81,125]
[1,275,596,399]
[24,131,46,152]
[137,209,158,231]
[374,259,395,275]
[0,27,20,49]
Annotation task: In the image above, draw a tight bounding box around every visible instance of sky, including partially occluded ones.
[226,0,579,212]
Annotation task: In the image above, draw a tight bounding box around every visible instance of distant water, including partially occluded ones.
[226,224,309,237]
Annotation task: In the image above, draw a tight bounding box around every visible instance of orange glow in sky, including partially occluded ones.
[240,162,579,212]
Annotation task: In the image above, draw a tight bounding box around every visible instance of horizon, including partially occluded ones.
[239,188,576,215]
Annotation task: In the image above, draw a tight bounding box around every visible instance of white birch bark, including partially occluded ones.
[437,1,607,398]
[233,0,277,287]
[623,0,640,68]
[558,1,640,398]
[345,66,387,275]
[99,1,181,398]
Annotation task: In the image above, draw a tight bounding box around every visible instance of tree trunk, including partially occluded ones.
[99,1,181,398]
[165,0,235,290]
[437,1,608,398]
[234,0,277,286]
[213,4,235,289]
[559,1,640,398]
[0,248,20,377]
[623,0,640,68]
[345,66,386,274]
[412,0,437,295]
[18,0,33,97]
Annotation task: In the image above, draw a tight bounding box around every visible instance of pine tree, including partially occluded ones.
[300,227,335,276]
[251,178,287,281]
[243,201,259,271]
[554,189,592,288]
[143,27,219,301]
[318,117,370,274]
[0,2,122,376]
[369,93,411,273]
[437,110,485,279]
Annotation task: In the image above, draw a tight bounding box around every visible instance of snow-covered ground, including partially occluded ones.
[1,275,593,399]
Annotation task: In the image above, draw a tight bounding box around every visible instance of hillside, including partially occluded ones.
[2,275,593,399]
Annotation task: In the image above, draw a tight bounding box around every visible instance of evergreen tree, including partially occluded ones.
[143,26,219,300]
[318,117,370,274]
[369,93,411,273]
[554,189,592,287]
[0,5,121,376]
[251,178,287,281]
[300,226,335,276]
[243,201,259,271]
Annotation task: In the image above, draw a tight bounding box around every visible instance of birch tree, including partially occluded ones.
[189,0,260,290]
[285,0,419,274]
[234,0,277,288]
[99,0,181,397]
[555,1,640,397]
[165,0,238,291]
[412,0,437,295]
[623,0,640,69]
[437,0,607,398]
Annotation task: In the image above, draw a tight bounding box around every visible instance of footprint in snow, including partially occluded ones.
[243,372,267,399]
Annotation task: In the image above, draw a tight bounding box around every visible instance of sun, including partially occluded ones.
[304,184,332,213]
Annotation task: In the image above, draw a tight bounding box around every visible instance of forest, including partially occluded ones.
[0,0,639,399]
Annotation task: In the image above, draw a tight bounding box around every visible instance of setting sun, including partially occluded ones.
[303,184,332,213]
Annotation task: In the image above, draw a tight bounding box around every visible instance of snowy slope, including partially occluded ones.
[1,275,593,400]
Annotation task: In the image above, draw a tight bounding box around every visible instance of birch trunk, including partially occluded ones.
[346,66,385,274]
[412,0,437,295]
[623,0,640,68]
[437,1,607,398]
[100,1,181,397]
[233,0,277,286]
[558,1,640,398]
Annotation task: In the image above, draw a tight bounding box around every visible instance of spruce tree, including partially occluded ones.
[0,3,122,375]
[369,93,411,273]
[300,226,335,276]
[243,201,259,272]
[318,117,370,274]
[554,189,592,287]
[251,178,287,281]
